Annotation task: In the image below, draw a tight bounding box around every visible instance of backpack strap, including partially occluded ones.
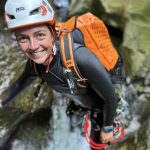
[110,55,126,84]
[59,31,88,93]
[56,16,76,36]
[60,32,82,79]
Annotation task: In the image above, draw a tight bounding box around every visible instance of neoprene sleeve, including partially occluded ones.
[74,46,118,126]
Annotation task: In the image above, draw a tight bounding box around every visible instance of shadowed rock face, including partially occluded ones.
[0,0,5,17]
[102,0,150,77]
[0,112,31,150]
[0,108,51,150]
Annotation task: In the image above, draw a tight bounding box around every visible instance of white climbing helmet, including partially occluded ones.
[5,0,56,30]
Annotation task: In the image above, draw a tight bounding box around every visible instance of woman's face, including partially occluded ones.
[15,24,54,65]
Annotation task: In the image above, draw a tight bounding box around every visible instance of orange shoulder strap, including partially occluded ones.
[60,32,83,80]
[56,16,76,34]
[59,32,88,88]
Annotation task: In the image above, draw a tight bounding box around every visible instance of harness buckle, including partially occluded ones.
[64,69,77,94]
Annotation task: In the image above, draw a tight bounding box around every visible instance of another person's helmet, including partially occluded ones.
[5,0,56,31]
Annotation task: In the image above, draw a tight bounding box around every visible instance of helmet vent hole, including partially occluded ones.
[30,8,41,16]
[7,14,15,20]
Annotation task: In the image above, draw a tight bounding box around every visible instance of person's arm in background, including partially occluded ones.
[0,59,37,107]
[75,46,118,142]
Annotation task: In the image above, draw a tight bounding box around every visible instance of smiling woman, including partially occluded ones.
[1,0,126,149]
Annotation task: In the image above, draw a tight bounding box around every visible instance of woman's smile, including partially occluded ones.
[29,49,47,59]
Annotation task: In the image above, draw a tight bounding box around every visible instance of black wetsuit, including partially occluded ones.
[2,30,118,148]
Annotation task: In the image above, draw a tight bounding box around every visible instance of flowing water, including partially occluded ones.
[9,93,90,150]
[43,92,90,150]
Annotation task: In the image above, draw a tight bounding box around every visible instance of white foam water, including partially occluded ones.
[45,92,90,150]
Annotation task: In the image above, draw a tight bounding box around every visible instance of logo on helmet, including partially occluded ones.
[16,7,25,12]
[40,5,47,15]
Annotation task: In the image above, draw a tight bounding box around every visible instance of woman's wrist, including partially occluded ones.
[102,125,114,133]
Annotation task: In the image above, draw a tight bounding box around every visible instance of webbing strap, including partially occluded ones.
[121,57,126,81]
[110,55,126,84]
[60,32,83,79]
[29,60,39,76]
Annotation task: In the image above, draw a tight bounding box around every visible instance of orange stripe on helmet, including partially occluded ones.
[10,19,56,32]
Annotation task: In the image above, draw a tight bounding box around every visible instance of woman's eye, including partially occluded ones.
[36,33,46,40]
[17,36,28,43]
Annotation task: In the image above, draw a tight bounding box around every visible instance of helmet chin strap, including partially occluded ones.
[45,44,56,73]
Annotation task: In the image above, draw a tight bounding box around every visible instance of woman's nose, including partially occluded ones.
[28,38,39,50]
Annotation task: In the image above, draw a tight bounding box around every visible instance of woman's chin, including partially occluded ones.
[31,57,47,64]
[29,53,53,65]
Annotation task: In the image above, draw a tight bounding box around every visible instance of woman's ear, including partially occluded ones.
[52,43,57,55]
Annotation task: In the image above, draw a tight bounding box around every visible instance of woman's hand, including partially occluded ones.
[100,128,113,143]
